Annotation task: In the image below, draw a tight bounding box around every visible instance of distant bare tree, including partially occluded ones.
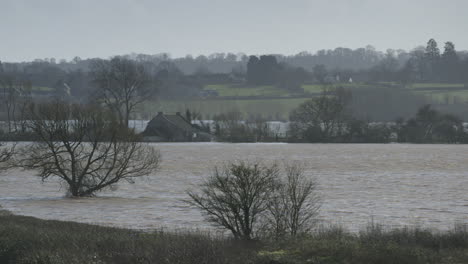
[213,111,256,142]
[187,161,279,240]
[247,116,270,142]
[0,75,32,133]
[185,108,211,134]
[184,108,202,123]
[289,87,351,142]
[1,76,19,133]
[91,57,153,127]
[17,101,160,197]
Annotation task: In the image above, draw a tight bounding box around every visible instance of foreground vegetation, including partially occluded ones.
[188,162,320,240]
[1,211,467,264]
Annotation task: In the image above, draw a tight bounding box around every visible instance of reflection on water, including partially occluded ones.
[1,143,468,231]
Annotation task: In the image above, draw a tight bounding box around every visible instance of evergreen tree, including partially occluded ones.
[247,56,260,85]
[442,42,457,58]
[424,39,441,81]
[425,39,440,59]
[441,41,460,82]
[246,55,280,85]
[258,55,280,85]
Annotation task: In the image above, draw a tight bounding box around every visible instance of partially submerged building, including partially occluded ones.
[142,112,212,142]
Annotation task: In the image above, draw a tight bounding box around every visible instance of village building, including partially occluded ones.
[142,112,212,142]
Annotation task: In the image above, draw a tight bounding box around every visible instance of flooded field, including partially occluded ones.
[1,143,467,232]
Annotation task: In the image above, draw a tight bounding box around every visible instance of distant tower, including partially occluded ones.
[348,77,353,83]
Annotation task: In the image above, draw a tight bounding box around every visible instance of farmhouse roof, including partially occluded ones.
[158,112,196,132]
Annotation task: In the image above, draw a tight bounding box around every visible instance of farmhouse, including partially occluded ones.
[142,112,212,142]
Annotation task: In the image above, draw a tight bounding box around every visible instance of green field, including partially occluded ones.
[414,90,468,103]
[203,83,379,97]
[9,85,54,92]
[300,84,324,93]
[141,82,468,119]
[143,97,310,119]
[409,83,465,89]
[204,84,292,97]
[32,86,54,92]
[408,83,468,103]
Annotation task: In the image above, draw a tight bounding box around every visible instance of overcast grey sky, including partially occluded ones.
[1,0,467,62]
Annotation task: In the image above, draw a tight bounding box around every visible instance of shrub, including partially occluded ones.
[188,161,321,240]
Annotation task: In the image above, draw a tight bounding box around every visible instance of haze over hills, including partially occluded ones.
[2,0,468,62]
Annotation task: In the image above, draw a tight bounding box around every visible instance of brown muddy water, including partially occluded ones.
[1,143,467,232]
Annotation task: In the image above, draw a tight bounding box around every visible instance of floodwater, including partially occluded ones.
[1,143,467,232]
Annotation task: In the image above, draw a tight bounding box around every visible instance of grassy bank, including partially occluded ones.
[1,212,467,264]
[0,213,256,264]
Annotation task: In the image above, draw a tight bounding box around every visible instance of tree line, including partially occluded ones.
[371,39,468,84]
[210,87,467,144]
[1,38,467,104]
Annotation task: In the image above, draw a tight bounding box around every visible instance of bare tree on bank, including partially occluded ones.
[17,101,160,197]
[267,163,320,238]
[0,74,32,133]
[187,161,321,240]
[187,162,279,240]
[91,57,153,127]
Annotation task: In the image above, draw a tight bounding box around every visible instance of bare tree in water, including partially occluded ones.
[0,143,15,172]
[17,101,160,197]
